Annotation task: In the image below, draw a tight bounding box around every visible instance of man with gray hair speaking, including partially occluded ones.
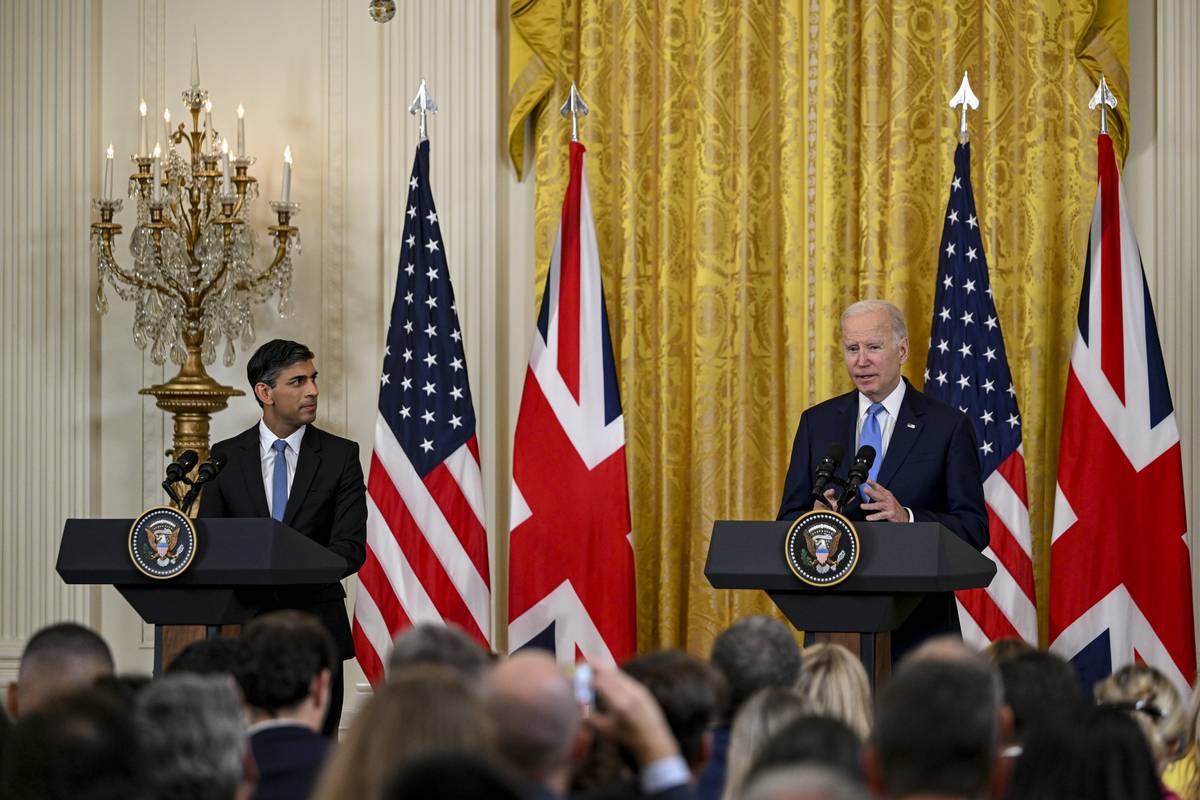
[778,300,987,659]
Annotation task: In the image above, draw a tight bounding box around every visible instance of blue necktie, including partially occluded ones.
[860,403,885,502]
[271,439,289,521]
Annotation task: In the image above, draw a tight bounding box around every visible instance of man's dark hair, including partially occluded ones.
[0,687,145,800]
[623,649,726,767]
[997,649,1084,742]
[20,622,113,673]
[872,658,1001,798]
[383,751,523,800]
[237,610,337,712]
[709,616,801,722]
[166,636,243,677]
[1004,705,1162,800]
[387,622,491,682]
[749,715,864,785]
[246,339,314,406]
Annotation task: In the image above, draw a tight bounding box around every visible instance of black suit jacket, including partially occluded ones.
[199,424,367,659]
[249,723,331,800]
[777,378,988,658]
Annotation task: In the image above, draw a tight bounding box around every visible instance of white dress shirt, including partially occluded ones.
[258,421,306,518]
[853,380,913,521]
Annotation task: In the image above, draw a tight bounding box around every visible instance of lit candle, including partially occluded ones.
[103,144,114,201]
[221,138,231,195]
[152,143,162,202]
[138,99,147,157]
[236,104,245,157]
[163,108,172,148]
[190,27,200,91]
[281,145,292,203]
[203,100,213,154]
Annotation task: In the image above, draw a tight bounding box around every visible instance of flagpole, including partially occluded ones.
[408,78,437,142]
[949,71,979,144]
[1088,74,1118,135]
[559,82,589,143]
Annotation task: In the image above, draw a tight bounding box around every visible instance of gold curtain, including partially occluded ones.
[509,0,1129,656]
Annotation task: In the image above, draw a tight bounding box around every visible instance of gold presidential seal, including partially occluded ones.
[784,510,860,587]
[128,506,197,580]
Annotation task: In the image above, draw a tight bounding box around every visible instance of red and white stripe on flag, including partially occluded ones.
[352,141,491,686]
[507,141,636,665]
[1049,133,1194,694]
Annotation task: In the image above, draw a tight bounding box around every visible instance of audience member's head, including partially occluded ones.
[93,674,152,707]
[741,765,870,800]
[482,651,583,796]
[623,649,726,771]
[167,636,243,677]
[747,715,864,787]
[6,622,114,717]
[136,674,250,800]
[313,665,493,800]
[236,610,336,729]
[900,634,979,666]
[0,687,145,800]
[869,657,1002,799]
[997,649,1083,744]
[1004,705,1162,800]
[710,616,802,724]
[982,637,1035,666]
[795,643,872,740]
[723,687,808,800]
[383,751,524,800]
[1095,663,1188,774]
[386,622,491,682]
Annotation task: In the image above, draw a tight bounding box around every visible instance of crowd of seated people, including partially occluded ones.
[2,613,1198,800]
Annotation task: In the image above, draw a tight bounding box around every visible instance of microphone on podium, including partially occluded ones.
[161,450,199,506]
[810,442,846,509]
[838,445,877,511]
[180,452,228,515]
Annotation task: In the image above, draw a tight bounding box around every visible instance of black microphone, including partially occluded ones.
[810,442,846,508]
[838,445,877,511]
[180,452,228,514]
[164,450,199,483]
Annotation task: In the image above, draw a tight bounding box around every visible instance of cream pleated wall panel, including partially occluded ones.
[0,0,95,683]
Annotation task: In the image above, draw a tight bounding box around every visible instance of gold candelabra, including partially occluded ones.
[90,75,299,462]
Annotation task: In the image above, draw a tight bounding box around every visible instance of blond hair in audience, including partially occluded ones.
[1095,663,1187,774]
[311,666,493,800]
[722,686,807,800]
[795,643,872,740]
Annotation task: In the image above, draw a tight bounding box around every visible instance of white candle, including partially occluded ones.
[163,109,172,148]
[204,100,213,155]
[281,145,292,203]
[190,27,200,91]
[103,144,114,201]
[236,104,245,157]
[221,138,231,195]
[138,99,147,157]
[152,143,162,201]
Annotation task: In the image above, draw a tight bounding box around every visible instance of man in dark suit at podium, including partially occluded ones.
[778,300,987,660]
[199,339,367,736]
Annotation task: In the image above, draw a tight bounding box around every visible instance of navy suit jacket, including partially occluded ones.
[249,723,330,800]
[199,424,367,660]
[777,379,988,658]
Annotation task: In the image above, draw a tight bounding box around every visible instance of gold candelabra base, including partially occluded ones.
[139,340,243,464]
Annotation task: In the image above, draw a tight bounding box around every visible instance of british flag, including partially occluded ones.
[1049,133,1194,695]
[352,140,491,685]
[506,141,635,664]
[923,142,1038,648]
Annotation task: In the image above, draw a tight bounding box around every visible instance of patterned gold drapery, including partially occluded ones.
[508,0,1129,656]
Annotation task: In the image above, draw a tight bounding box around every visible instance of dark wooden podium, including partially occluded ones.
[57,518,346,672]
[704,520,995,685]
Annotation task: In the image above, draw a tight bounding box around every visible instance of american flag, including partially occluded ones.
[1049,133,1194,694]
[352,140,491,685]
[507,141,635,664]
[923,142,1038,647]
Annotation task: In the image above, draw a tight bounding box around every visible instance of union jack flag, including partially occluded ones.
[924,142,1038,647]
[1049,133,1194,694]
[507,141,635,664]
[352,140,491,685]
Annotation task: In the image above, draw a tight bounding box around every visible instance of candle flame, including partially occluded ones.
[139,99,147,115]
[221,138,229,155]
[204,100,212,113]
[153,143,161,158]
[237,104,244,119]
[284,145,293,164]
[106,144,114,159]
[164,108,171,123]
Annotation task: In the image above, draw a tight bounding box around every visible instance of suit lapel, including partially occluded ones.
[837,391,858,474]
[284,425,322,526]
[234,426,271,519]
[876,379,925,488]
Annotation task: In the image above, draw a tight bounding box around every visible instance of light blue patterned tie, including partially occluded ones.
[271,439,288,521]
[860,403,885,502]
